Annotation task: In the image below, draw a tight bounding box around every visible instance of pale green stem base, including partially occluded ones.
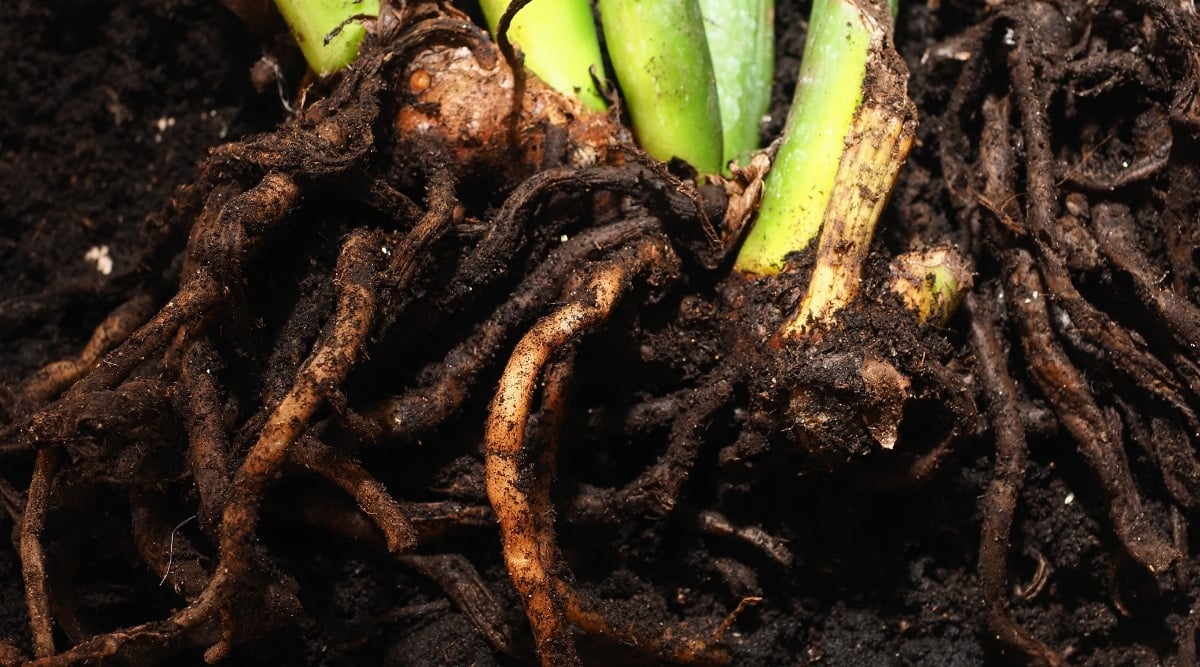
[599,0,723,175]
[273,0,380,77]
[734,0,873,276]
[479,0,608,111]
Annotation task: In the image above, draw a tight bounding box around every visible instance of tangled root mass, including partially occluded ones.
[3,0,1200,665]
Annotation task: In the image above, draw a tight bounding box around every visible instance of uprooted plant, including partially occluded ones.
[3,0,1200,664]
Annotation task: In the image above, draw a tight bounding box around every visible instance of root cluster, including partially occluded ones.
[2,0,1199,665]
[938,0,1200,662]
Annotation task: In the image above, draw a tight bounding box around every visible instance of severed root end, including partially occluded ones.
[887,246,974,326]
[786,351,911,464]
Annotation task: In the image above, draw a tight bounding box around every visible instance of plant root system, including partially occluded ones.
[937,0,1200,662]
[3,0,1200,665]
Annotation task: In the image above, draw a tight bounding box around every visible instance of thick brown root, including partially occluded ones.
[968,292,1063,666]
[485,237,680,665]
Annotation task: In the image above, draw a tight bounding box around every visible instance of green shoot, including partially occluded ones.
[736,0,878,276]
[698,0,775,169]
[479,0,609,111]
[731,0,915,337]
[599,0,724,175]
[273,0,380,77]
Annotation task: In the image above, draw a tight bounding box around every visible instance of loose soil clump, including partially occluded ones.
[2,0,1200,665]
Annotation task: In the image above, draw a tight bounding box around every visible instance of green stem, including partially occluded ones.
[599,0,724,175]
[735,0,876,276]
[698,0,774,170]
[479,0,608,111]
[272,0,380,77]
[732,0,914,338]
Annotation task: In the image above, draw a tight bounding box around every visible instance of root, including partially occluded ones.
[694,510,794,567]
[936,6,1200,658]
[20,448,57,658]
[440,164,696,310]
[4,3,733,663]
[372,216,658,437]
[485,237,679,665]
[1117,397,1200,510]
[258,269,336,408]
[203,227,385,658]
[130,493,208,600]
[18,293,155,404]
[486,260,630,665]
[396,553,519,658]
[968,292,1063,666]
[1008,250,1178,573]
[558,583,731,665]
[379,167,458,299]
[569,371,735,523]
[14,0,1196,662]
[1091,201,1200,356]
[1008,27,1200,433]
[288,434,418,554]
[179,337,233,536]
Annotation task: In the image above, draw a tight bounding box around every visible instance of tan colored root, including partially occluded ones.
[545,364,734,664]
[18,174,304,665]
[485,260,628,667]
[372,216,656,438]
[130,494,208,600]
[179,337,233,536]
[30,228,390,667]
[288,435,418,554]
[485,236,722,665]
[26,616,200,667]
[203,227,384,660]
[559,584,731,665]
[66,275,220,400]
[19,293,155,403]
[20,448,58,658]
[695,510,793,567]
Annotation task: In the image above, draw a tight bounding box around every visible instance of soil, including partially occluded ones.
[2,0,1199,665]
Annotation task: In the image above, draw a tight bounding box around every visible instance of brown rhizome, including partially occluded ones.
[2,0,1200,664]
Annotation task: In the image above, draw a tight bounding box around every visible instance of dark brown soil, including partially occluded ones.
[3,0,1199,665]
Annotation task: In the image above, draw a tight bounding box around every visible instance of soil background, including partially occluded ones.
[0,0,1194,665]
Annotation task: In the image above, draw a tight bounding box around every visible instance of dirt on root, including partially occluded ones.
[2,0,1200,665]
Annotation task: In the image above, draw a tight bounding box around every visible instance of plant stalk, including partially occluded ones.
[599,0,724,175]
[731,0,914,338]
[479,0,609,111]
[698,0,775,170]
[272,0,380,77]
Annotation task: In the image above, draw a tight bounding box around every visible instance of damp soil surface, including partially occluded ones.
[3,0,1200,665]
